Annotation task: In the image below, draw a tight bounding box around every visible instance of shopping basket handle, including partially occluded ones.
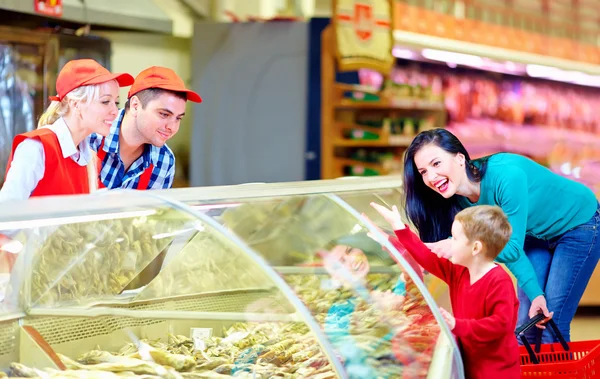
[515,314,570,364]
[515,313,547,335]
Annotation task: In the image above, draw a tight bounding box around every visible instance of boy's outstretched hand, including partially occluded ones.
[370,202,405,231]
[424,239,454,259]
[440,307,456,330]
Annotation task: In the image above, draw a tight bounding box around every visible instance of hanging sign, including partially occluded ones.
[34,0,63,18]
[333,0,394,73]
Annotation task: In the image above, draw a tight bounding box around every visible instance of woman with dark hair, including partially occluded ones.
[402,128,600,343]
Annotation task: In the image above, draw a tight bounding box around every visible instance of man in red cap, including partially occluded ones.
[90,66,202,190]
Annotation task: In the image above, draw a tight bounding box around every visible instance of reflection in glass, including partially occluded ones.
[215,194,455,378]
[6,207,194,308]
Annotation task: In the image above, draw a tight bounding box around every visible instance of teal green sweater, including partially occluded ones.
[459,153,597,300]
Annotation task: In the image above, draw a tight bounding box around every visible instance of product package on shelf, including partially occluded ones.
[357,68,445,109]
[359,61,600,196]
[333,78,443,178]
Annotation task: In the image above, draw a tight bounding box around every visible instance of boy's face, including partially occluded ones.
[448,220,478,266]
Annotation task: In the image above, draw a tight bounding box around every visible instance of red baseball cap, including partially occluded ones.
[49,59,134,102]
[127,66,202,103]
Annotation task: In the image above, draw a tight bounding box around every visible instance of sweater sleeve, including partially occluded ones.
[492,168,544,300]
[387,235,423,282]
[453,271,516,342]
[393,228,456,285]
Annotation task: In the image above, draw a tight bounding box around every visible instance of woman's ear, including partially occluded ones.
[455,153,466,167]
[69,99,83,118]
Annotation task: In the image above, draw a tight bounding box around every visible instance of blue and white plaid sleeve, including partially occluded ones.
[147,151,175,189]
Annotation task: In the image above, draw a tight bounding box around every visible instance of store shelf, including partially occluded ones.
[334,158,388,171]
[334,137,414,147]
[337,122,386,133]
[393,30,600,76]
[88,287,277,307]
[334,84,445,111]
[335,83,379,94]
[336,98,445,111]
[0,313,26,323]
[321,24,448,179]
[27,307,302,323]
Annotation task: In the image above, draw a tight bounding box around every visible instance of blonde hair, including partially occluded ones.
[455,205,512,259]
[37,84,103,128]
[38,83,107,192]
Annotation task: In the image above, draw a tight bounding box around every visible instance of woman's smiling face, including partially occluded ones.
[414,143,467,198]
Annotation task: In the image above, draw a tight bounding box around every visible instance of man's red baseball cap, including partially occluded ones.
[128,66,202,103]
[49,59,134,102]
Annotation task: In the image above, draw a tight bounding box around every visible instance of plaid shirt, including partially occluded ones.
[89,110,175,189]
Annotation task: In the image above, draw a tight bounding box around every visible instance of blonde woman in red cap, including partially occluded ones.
[90,66,202,190]
[0,59,134,201]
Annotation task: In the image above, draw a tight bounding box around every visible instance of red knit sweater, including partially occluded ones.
[391,228,521,379]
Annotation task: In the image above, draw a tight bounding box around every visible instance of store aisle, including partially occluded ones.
[572,315,600,341]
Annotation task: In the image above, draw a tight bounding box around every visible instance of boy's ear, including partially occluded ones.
[472,240,484,256]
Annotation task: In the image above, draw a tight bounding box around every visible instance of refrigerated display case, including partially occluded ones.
[0,186,462,378]
[157,177,461,376]
[160,176,450,305]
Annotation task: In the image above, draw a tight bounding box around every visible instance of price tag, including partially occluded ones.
[123,251,138,271]
[193,338,206,352]
[190,327,213,340]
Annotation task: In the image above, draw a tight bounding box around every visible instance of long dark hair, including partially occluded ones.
[404,128,488,242]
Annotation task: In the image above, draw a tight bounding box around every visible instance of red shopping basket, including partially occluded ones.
[516,314,600,378]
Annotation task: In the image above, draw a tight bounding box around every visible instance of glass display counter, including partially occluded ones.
[158,176,463,378]
[0,180,463,378]
[163,177,450,334]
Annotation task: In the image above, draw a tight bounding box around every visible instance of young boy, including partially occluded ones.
[370,203,520,379]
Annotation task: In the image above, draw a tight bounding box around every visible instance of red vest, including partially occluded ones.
[96,139,154,190]
[6,129,90,197]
